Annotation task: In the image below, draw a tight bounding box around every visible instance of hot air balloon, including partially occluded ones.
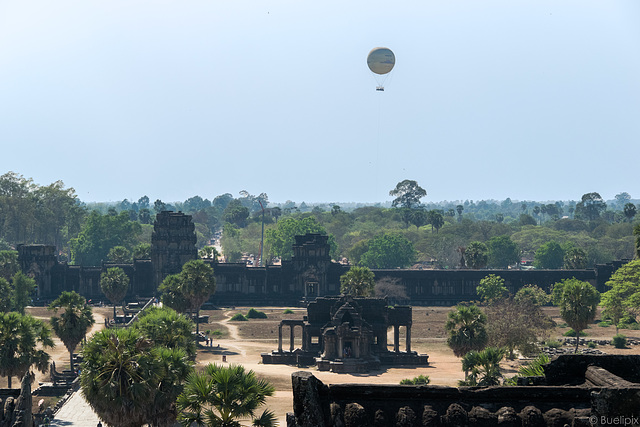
[367,47,395,91]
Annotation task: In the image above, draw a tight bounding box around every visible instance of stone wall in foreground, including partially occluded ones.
[287,355,640,427]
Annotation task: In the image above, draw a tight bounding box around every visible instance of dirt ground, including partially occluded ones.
[6,305,640,426]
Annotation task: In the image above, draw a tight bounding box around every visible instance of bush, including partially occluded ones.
[246,308,267,319]
[211,329,224,337]
[612,334,627,349]
[546,340,563,349]
[230,313,248,321]
[400,375,430,385]
[598,321,612,328]
[620,323,640,331]
[563,329,587,337]
[283,309,294,314]
[587,341,597,349]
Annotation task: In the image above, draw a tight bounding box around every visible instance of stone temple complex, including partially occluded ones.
[17,210,628,307]
[261,296,428,373]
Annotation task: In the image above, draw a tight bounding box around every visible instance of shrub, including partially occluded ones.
[563,329,587,337]
[400,375,430,385]
[598,321,611,328]
[587,341,597,348]
[230,313,248,321]
[612,334,627,349]
[246,308,267,319]
[546,340,563,349]
[211,329,224,337]
[283,309,294,314]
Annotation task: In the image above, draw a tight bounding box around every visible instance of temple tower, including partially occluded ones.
[151,211,197,289]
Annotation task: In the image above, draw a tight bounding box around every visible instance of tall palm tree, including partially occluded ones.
[180,260,216,336]
[445,304,488,358]
[177,363,276,427]
[100,267,130,326]
[0,312,54,388]
[81,328,193,427]
[551,278,600,353]
[49,291,95,373]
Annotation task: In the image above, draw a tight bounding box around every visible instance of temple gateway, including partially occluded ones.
[262,295,429,373]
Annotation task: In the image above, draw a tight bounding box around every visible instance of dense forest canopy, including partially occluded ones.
[1,172,638,268]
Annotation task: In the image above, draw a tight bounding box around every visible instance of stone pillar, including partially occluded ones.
[394,325,400,353]
[290,325,295,352]
[406,325,411,353]
[302,325,308,351]
[278,324,283,353]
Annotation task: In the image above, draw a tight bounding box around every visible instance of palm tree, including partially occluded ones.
[461,347,506,386]
[133,307,197,359]
[0,312,54,388]
[340,266,375,297]
[445,304,488,358]
[177,363,276,427]
[180,260,216,336]
[49,291,95,373]
[100,267,130,326]
[80,328,193,427]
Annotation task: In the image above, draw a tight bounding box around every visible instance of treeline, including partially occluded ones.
[1,172,638,268]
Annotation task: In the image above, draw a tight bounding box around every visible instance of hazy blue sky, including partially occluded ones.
[1,1,639,205]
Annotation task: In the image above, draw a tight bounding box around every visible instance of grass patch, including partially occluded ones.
[400,375,430,385]
[283,309,294,314]
[598,321,612,327]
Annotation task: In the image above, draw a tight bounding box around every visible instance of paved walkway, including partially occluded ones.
[50,389,102,426]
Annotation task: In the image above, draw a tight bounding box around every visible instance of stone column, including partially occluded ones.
[394,325,400,353]
[290,325,295,352]
[406,325,411,353]
[278,324,283,353]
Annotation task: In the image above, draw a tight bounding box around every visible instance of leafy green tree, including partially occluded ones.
[70,210,142,265]
[551,278,600,353]
[466,242,488,269]
[80,328,193,427]
[11,271,36,314]
[574,192,606,221]
[176,363,276,427]
[100,267,130,323]
[389,179,427,209]
[264,216,330,260]
[487,235,520,269]
[133,306,197,359]
[635,224,640,259]
[601,291,625,335]
[602,259,640,330]
[340,266,375,297]
[0,250,19,281]
[223,199,250,227]
[476,274,508,303]
[0,312,54,388]
[446,304,488,358]
[49,291,94,373]
[360,233,416,269]
[564,247,588,269]
[456,204,464,222]
[107,245,132,263]
[0,278,11,312]
[514,284,549,306]
[534,241,565,269]
[460,347,505,386]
